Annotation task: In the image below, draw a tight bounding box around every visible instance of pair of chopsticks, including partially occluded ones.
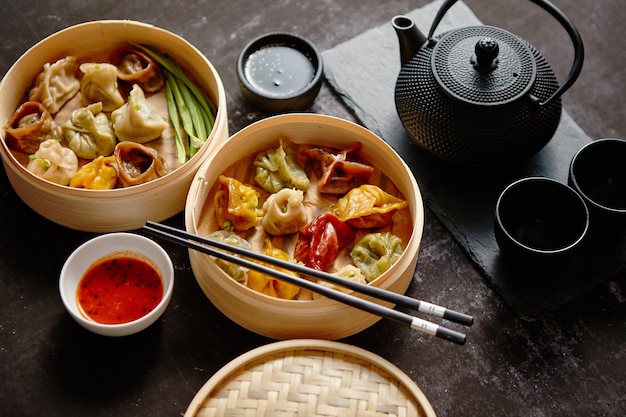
[142,221,473,345]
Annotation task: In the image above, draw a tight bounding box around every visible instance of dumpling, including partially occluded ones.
[111,47,164,92]
[3,101,59,154]
[253,139,310,193]
[79,62,125,111]
[350,232,403,282]
[246,238,301,299]
[28,56,80,114]
[312,265,367,300]
[206,230,252,283]
[334,184,408,228]
[114,141,168,187]
[300,142,373,194]
[62,102,117,159]
[69,155,118,190]
[294,213,355,271]
[214,175,261,232]
[261,188,309,235]
[27,139,78,186]
[111,84,168,143]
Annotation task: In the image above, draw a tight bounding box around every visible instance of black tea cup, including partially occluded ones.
[494,176,589,265]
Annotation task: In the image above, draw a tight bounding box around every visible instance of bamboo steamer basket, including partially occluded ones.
[0,20,228,232]
[185,339,437,417]
[185,114,424,340]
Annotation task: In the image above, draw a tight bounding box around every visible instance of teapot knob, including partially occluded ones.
[472,38,499,72]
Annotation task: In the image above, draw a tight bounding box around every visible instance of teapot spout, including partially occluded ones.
[392,15,428,67]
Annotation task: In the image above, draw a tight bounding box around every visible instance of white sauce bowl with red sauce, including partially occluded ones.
[59,232,174,336]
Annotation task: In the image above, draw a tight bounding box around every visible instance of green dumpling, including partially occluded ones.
[62,102,116,159]
[350,232,403,282]
[253,139,310,193]
[207,230,252,282]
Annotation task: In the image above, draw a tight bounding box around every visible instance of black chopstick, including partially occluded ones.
[146,221,473,326]
[142,221,468,345]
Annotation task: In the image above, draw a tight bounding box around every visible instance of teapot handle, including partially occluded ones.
[427,0,584,107]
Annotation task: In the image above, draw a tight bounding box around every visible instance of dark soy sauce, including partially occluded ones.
[244,45,315,97]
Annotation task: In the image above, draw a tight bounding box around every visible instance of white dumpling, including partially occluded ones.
[28,56,80,114]
[79,62,125,111]
[111,84,168,143]
[27,139,78,186]
[261,188,309,235]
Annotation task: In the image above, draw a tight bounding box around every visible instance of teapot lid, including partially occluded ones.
[432,26,537,106]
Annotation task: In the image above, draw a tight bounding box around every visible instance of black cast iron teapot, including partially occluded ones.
[393,0,584,166]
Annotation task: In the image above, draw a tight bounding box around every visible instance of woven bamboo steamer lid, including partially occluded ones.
[185,114,424,340]
[0,20,228,232]
[184,339,437,417]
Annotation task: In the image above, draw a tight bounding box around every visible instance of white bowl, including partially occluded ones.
[59,232,174,336]
[0,20,229,232]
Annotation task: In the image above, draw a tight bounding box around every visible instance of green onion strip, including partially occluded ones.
[164,80,187,163]
[131,42,215,163]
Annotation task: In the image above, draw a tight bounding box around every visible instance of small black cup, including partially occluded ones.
[568,138,626,235]
[495,177,589,264]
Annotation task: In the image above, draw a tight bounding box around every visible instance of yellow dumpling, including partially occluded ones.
[214,175,261,231]
[70,155,118,189]
[246,239,301,299]
[334,184,408,228]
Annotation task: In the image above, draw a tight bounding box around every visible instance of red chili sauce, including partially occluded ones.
[77,252,163,325]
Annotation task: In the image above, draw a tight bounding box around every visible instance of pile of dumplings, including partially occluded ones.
[3,47,175,189]
[207,139,411,300]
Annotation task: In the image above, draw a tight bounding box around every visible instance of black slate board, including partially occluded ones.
[322,0,626,320]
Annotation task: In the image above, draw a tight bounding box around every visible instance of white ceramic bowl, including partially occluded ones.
[185,113,424,340]
[0,20,229,232]
[59,232,174,337]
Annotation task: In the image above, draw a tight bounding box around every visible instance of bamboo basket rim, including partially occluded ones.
[184,339,437,417]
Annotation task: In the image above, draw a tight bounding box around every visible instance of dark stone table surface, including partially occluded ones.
[1,1,624,416]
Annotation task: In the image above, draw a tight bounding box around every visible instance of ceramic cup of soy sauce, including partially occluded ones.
[237,32,324,113]
[494,176,590,264]
[568,138,626,236]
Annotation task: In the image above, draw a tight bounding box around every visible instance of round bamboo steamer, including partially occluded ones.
[0,20,228,232]
[185,114,424,340]
[185,339,437,417]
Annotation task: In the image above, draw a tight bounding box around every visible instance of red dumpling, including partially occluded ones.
[294,213,355,271]
[301,142,374,194]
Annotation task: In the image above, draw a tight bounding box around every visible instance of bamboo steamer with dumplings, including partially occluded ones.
[0,20,228,232]
[185,114,425,340]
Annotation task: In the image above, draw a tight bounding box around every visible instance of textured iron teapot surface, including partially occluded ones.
[393,0,584,166]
